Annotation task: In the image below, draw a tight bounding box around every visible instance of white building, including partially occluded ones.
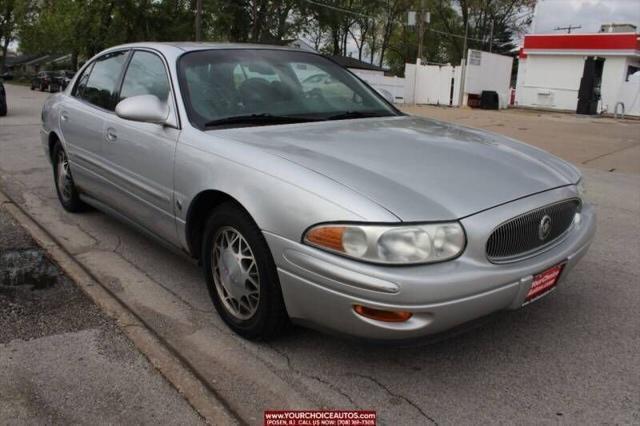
[515,31,640,116]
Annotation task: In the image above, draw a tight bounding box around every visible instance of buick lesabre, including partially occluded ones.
[41,43,596,341]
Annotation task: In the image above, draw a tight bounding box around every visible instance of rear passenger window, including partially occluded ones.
[120,51,170,102]
[81,51,128,110]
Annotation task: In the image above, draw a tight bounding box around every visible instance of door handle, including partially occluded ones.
[60,112,69,122]
[105,128,117,142]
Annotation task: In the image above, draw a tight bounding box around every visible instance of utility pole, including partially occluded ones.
[489,21,494,53]
[416,0,426,63]
[554,25,581,34]
[458,13,469,107]
[195,0,203,42]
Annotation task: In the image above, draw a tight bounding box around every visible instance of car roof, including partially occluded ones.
[100,42,312,60]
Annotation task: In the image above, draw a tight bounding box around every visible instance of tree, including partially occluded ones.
[384,0,458,75]
[433,0,535,62]
[0,0,20,71]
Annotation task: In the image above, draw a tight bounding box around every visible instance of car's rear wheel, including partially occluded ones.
[202,202,289,340]
[52,142,85,212]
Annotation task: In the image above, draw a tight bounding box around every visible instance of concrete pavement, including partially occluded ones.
[401,104,640,174]
[1,83,639,424]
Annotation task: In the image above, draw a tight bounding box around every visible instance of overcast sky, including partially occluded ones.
[532,0,640,34]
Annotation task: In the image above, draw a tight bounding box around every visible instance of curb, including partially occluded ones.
[0,190,241,426]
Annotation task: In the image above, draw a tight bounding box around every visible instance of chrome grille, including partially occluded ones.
[486,199,580,262]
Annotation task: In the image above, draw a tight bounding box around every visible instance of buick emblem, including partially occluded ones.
[538,215,552,241]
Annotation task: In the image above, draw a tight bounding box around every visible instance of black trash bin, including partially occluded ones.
[480,91,499,110]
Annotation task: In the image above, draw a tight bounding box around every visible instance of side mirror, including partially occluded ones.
[115,95,169,124]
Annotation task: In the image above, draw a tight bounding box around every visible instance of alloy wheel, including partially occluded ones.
[211,226,261,320]
[56,149,74,203]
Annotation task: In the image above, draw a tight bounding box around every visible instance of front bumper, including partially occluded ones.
[265,186,596,341]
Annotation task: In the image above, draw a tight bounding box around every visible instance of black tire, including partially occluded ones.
[30,84,35,90]
[52,142,85,212]
[0,99,6,117]
[202,202,289,340]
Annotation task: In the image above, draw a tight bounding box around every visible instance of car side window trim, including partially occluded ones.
[115,47,181,129]
[71,61,95,98]
[70,49,131,115]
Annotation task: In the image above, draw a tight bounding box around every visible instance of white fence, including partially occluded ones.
[404,63,462,106]
[351,69,406,104]
[404,50,513,107]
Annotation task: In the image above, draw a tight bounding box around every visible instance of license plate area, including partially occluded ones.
[523,263,565,305]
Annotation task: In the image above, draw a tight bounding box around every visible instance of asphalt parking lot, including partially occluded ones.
[1,83,639,425]
[0,201,204,423]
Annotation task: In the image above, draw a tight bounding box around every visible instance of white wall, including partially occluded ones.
[464,50,513,104]
[349,68,384,77]
[515,54,640,116]
[515,55,583,110]
[614,58,640,116]
[404,51,511,108]
[351,69,406,104]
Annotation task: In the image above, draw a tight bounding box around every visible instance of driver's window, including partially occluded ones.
[292,63,359,108]
[120,51,170,102]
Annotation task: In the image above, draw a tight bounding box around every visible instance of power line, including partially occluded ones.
[301,0,486,54]
[305,0,488,44]
[303,0,373,19]
[427,27,485,42]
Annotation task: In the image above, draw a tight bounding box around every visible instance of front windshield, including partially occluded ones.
[177,49,398,129]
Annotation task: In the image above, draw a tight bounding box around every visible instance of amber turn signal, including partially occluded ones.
[353,305,413,323]
[305,226,345,252]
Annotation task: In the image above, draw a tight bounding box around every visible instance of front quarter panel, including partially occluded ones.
[174,126,400,252]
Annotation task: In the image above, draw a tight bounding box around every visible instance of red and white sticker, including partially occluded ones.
[525,264,564,304]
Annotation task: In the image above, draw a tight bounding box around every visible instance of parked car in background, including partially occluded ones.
[0,71,13,81]
[0,79,6,116]
[53,70,75,91]
[31,71,57,92]
[40,43,595,342]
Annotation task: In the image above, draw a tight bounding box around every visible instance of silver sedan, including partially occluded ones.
[40,43,596,341]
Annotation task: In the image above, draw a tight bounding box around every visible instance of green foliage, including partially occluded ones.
[8,0,534,75]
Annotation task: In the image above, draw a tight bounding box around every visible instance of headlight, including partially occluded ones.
[304,223,466,265]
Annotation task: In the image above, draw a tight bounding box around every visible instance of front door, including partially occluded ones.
[59,51,129,199]
[577,57,605,115]
[101,50,180,244]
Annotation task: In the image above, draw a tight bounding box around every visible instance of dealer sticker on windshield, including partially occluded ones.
[523,263,565,305]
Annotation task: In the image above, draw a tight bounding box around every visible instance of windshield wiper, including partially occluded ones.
[204,113,322,128]
[325,111,392,121]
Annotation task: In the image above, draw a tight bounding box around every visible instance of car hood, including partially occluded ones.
[213,116,580,221]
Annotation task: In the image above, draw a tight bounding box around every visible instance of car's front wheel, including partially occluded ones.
[52,142,85,212]
[202,202,289,340]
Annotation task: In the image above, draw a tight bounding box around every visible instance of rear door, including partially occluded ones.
[59,50,129,200]
[100,49,180,244]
